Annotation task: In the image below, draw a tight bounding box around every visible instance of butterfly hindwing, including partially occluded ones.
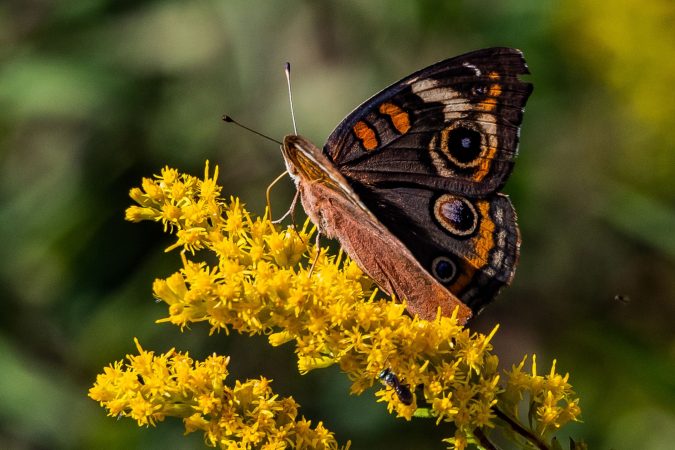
[350,182,519,312]
[324,47,532,196]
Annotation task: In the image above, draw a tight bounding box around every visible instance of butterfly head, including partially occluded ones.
[281,135,336,186]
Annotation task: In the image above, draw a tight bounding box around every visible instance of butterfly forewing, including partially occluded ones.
[324,47,532,196]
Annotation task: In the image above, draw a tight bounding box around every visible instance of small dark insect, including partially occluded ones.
[378,368,413,405]
[613,294,631,305]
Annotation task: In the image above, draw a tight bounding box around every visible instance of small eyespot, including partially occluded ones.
[433,194,479,237]
[432,256,457,283]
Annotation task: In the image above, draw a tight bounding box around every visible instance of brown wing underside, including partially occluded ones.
[298,178,473,324]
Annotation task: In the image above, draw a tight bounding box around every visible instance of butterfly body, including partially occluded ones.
[281,48,532,324]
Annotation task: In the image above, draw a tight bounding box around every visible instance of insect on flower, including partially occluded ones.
[379,368,413,406]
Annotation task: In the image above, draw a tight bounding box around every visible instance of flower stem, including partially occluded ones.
[473,427,499,450]
[492,406,550,450]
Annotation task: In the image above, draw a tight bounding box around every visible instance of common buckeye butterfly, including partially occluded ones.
[280,47,532,324]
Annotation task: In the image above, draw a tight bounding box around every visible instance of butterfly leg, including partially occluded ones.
[265,170,290,221]
[307,231,322,277]
[273,187,311,252]
[273,189,300,225]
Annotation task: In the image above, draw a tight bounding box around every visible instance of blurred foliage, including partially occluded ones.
[557,0,675,199]
[0,0,673,449]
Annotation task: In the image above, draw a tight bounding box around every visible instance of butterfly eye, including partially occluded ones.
[433,194,479,237]
[447,127,482,164]
[432,256,457,283]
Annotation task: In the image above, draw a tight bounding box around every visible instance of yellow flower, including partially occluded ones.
[106,162,585,449]
[89,338,345,449]
[501,355,582,439]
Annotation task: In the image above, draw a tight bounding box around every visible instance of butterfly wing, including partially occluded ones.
[350,183,519,312]
[322,48,531,312]
[323,47,532,196]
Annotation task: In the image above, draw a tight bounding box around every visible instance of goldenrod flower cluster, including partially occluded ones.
[502,355,582,436]
[89,339,343,449]
[94,162,584,449]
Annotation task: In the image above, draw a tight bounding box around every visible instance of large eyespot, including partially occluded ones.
[433,194,479,237]
[432,256,457,283]
[437,124,485,167]
[446,126,482,164]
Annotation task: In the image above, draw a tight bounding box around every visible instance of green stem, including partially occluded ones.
[492,406,550,450]
[473,427,499,450]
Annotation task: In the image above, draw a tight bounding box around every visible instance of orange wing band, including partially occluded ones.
[379,102,411,134]
[353,121,379,151]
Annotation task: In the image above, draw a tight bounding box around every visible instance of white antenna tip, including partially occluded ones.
[285,62,298,135]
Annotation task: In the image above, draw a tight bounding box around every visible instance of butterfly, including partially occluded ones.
[280,47,532,325]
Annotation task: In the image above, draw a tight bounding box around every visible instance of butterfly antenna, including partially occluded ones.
[221,115,282,145]
[285,62,298,135]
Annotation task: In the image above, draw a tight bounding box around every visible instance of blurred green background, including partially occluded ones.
[1,1,674,449]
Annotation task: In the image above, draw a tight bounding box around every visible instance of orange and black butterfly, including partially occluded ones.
[281,48,532,324]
